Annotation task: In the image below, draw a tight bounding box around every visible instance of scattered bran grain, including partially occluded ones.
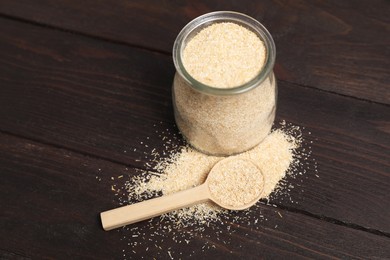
[130,125,299,224]
[101,121,316,259]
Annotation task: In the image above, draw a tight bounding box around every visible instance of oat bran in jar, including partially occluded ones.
[172,11,277,156]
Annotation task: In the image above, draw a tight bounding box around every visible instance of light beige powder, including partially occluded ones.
[207,158,264,208]
[183,22,266,88]
[174,22,276,155]
[130,127,300,224]
[173,74,276,155]
[115,123,315,258]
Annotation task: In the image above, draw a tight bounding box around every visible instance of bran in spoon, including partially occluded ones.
[207,158,264,208]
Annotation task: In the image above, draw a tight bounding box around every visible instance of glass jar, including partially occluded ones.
[172,11,277,156]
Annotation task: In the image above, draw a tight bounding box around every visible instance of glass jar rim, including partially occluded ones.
[173,11,276,96]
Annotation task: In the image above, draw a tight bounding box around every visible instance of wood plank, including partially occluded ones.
[0,1,389,103]
[0,16,389,235]
[1,133,389,259]
[272,83,390,233]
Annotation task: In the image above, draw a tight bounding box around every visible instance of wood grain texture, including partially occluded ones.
[0,16,389,237]
[0,0,389,103]
[1,133,390,259]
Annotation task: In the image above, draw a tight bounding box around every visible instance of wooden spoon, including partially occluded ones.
[100,158,264,231]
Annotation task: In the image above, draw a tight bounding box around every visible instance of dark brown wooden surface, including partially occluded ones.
[2,133,390,259]
[0,1,389,259]
[0,0,389,104]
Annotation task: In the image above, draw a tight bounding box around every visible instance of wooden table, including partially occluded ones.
[1,1,389,259]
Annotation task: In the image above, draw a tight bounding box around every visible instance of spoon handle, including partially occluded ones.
[101,184,209,231]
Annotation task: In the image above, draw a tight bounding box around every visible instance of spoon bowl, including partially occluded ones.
[206,158,264,210]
